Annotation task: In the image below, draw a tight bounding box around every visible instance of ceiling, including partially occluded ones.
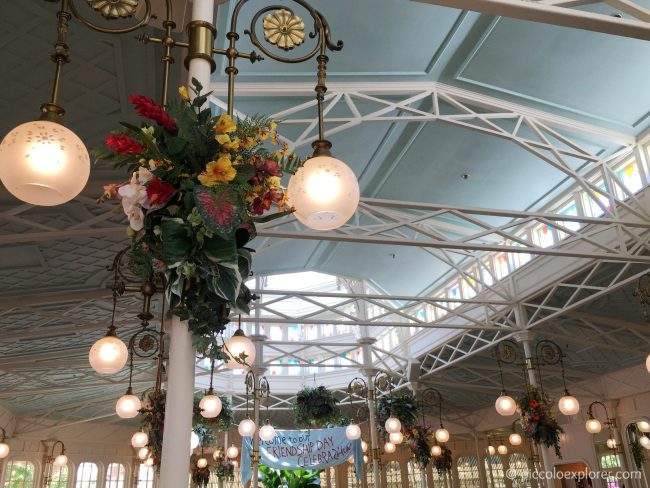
[0,0,649,431]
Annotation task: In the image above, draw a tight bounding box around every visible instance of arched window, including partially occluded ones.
[457,456,480,488]
[485,455,506,488]
[50,465,69,488]
[105,463,126,488]
[431,466,451,488]
[347,465,361,488]
[385,461,401,488]
[366,463,375,488]
[75,463,98,488]
[507,453,532,488]
[136,465,155,488]
[3,460,36,488]
[407,459,424,488]
[319,468,336,488]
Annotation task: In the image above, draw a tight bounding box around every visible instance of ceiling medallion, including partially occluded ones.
[263,9,305,51]
[87,0,139,19]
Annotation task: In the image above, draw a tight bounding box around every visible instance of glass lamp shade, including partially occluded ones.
[431,445,442,457]
[384,442,396,454]
[131,431,149,448]
[190,431,200,450]
[558,395,580,416]
[509,433,522,446]
[487,445,496,456]
[287,155,360,231]
[238,418,256,437]
[385,417,401,434]
[226,445,239,459]
[346,423,362,441]
[640,436,650,449]
[497,445,508,455]
[435,428,450,443]
[54,454,68,467]
[196,458,208,469]
[144,457,154,467]
[637,419,650,433]
[0,443,9,459]
[199,394,222,419]
[646,354,650,373]
[213,448,223,460]
[116,394,141,419]
[224,330,256,370]
[137,447,149,460]
[586,418,602,434]
[259,423,276,442]
[606,437,617,450]
[363,455,369,464]
[348,457,354,464]
[0,120,90,206]
[389,432,404,445]
[495,394,517,416]
[88,334,128,375]
[361,441,368,453]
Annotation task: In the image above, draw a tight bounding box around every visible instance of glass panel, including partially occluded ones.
[347,465,362,488]
[385,461,401,488]
[50,466,69,488]
[105,463,126,488]
[3,461,35,488]
[600,454,621,469]
[485,456,506,488]
[407,460,424,488]
[137,465,155,488]
[75,463,98,488]
[457,456,480,488]
[507,454,532,488]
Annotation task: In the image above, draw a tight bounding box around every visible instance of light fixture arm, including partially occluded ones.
[418,388,443,428]
[0,427,6,443]
[493,340,519,394]
[49,440,66,458]
[587,401,614,426]
[347,377,369,422]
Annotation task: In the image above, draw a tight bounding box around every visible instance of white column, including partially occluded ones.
[474,432,488,488]
[188,0,215,86]
[359,337,381,488]
[160,316,195,488]
[250,335,267,488]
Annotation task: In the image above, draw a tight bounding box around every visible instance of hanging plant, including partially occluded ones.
[94,78,302,360]
[627,423,646,469]
[375,391,419,437]
[190,463,211,488]
[432,444,453,474]
[193,393,235,432]
[405,425,432,466]
[293,386,342,428]
[215,458,235,481]
[516,387,564,458]
[139,389,167,469]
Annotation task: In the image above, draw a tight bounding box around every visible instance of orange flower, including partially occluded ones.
[198,155,237,186]
[216,134,241,151]
[215,114,236,134]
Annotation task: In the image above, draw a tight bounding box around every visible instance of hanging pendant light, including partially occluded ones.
[384,417,401,434]
[435,426,450,443]
[558,391,580,416]
[131,431,149,448]
[361,440,368,453]
[196,457,208,469]
[0,428,9,459]
[226,444,239,459]
[116,389,142,419]
[637,419,650,433]
[509,433,522,446]
[259,421,276,442]
[346,422,362,441]
[431,444,442,457]
[487,445,496,456]
[191,431,200,450]
[137,447,149,460]
[497,444,508,455]
[586,418,602,434]
[383,441,396,454]
[224,319,256,369]
[200,360,223,418]
[238,417,256,437]
[495,393,517,416]
[389,431,403,445]
[640,436,650,449]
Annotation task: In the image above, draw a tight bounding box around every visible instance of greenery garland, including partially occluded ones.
[139,389,166,469]
[432,444,453,474]
[405,425,432,466]
[516,387,564,458]
[292,386,342,429]
[214,459,235,481]
[193,393,235,432]
[627,423,646,469]
[375,391,419,437]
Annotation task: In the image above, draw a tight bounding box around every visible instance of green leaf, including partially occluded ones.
[160,217,192,268]
[193,186,243,239]
[165,136,188,157]
[210,262,242,304]
[232,164,256,184]
[202,235,237,264]
[191,77,203,93]
[251,209,294,224]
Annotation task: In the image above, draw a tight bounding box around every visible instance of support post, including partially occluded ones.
[474,432,488,488]
[250,335,267,488]
[159,316,195,488]
[360,337,381,488]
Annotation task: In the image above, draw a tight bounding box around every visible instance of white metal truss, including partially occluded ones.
[413,0,650,40]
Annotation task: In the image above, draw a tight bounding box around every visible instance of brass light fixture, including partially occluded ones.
[633,273,650,373]
[0,427,9,459]
[585,400,619,452]
[42,440,68,488]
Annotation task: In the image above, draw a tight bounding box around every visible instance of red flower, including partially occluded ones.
[529,399,539,409]
[105,133,143,154]
[532,413,541,421]
[146,177,175,206]
[249,156,282,185]
[128,95,178,134]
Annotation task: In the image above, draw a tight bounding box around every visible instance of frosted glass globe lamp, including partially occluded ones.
[196,458,208,469]
[435,427,450,443]
[213,448,223,460]
[637,419,650,433]
[0,119,90,206]
[224,330,256,370]
[144,457,154,467]
[509,433,522,446]
[138,447,149,460]
[640,436,650,449]
[54,454,68,467]
[431,445,442,457]
[495,394,517,416]
[383,442,396,454]
[226,445,239,459]
[606,437,617,450]
[646,354,650,373]
[497,444,508,455]
[199,391,222,419]
[558,393,580,416]
[363,455,369,464]
[190,431,200,450]
[116,390,141,419]
[260,421,276,442]
[238,418,256,437]
[0,443,8,459]
[361,441,368,453]
[131,431,149,448]
[487,445,496,456]
[586,418,602,434]
[89,328,128,375]
[346,423,362,441]
[389,432,403,445]
[287,141,359,231]
[384,417,401,434]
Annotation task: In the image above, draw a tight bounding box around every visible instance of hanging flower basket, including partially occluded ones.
[432,444,453,474]
[375,391,419,437]
[516,387,564,458]
[405,425,432,467]
[293,386,342,428]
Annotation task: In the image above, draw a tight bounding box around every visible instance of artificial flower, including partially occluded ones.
[105,133,143,154]
[242,136,257,150]
[215,134,241,151]
[198,156,237,186]
[178,85,190,102]
[215,114,236,134]
[128,94,178,134]
[146,177,175,206]
[100,183,120,200]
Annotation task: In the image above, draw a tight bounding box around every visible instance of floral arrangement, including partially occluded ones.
[432,444,453,474]
[193,393,234,432]
[95,78,302,359]
[405,425,432,466]
[139,389,166,469]
[376,391,419,436]
[627,423,646,469]
[293,386,342,429]
[190,463,211,488]
[215,458,235,481]
[517,387,564,458]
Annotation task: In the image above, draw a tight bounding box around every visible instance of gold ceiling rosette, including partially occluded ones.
[263,9,306,51]
[87,0,139,19]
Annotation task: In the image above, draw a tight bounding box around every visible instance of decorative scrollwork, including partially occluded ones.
[128,328,159,358]
[373,371,392,394]
[263,9,305,50]
[494,340,519,364]
[87,0,139,19]
[347,377,368,399]
[633,272,650,322]
[535,339,563,366]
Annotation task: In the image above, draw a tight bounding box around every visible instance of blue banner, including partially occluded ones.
[241,427,363,485]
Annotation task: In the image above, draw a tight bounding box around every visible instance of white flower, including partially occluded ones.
[118,169,153,230]
[142,126,155,137]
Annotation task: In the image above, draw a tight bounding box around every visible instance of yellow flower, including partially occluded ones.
[178,86,190,102]
[198,155,237,186]
[215,114,237,134]
[266,176,281,188]
[216,134,241,151]
[242,136,257,150]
